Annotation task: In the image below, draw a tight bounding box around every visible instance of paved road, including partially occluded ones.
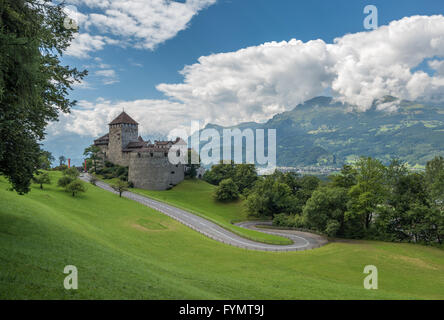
[80,174,327,251]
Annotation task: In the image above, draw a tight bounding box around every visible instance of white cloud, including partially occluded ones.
[64,0,216,57]
[329,15,444,109]
[47,98,202,137]
[54,15,444,138]
[157,15,444,117]
[157,38,335,125]
[95,69,119,84]
[64,33,118,58]
[429,59,444,75]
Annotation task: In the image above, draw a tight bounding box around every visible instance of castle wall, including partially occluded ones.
[128,152,185,190]
[108,123,138,167]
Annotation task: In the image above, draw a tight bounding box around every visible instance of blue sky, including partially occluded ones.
[64,0,444,102]
[46,0,444,164]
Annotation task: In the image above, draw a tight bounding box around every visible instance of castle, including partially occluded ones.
[93,111,185,190]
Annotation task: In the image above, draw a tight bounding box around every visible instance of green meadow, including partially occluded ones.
[132,180,291,245]
[0,172,443,299]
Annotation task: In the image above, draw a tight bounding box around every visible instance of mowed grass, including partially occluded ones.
[0,172,443,299]
[132,179,292,245]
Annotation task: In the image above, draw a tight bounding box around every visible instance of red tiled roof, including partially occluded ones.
[109,111,138,125]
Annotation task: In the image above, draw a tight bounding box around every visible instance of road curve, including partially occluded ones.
[80,174,327,252]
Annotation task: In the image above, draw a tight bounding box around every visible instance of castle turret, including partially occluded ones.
[108,111,139,166]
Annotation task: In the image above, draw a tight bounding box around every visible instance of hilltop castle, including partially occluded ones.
[93,111,185,190]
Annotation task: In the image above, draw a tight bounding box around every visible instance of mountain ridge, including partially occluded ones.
[203,96,444,167]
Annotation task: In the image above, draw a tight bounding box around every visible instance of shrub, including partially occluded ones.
[325,220,341,237]
[57,176,73,188]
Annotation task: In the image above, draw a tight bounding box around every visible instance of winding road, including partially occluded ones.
[81,174,327,252]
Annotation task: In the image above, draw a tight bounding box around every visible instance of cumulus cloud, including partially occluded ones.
[158,15,444,117]
[53,15,444,138]
[64,0,216,57]
[47,98,203,137]
[330,15,444,109]
[64,33,118,58]
[158,39,335,125]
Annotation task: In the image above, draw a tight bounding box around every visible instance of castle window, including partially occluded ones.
[164,152,168,157]
[171,171,175,174]
[150,152,153,157]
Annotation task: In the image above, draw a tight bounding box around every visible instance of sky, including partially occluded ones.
[45,0,444,164]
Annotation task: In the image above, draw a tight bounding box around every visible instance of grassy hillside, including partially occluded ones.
[132,179,292,245]
[1,172,443,299]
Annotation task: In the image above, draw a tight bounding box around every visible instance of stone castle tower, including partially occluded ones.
[107,112,139,166]
[93,111,185,190]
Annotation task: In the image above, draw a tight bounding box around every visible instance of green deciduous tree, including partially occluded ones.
[57,167,79,187]
[65,180,86,197]
[233,164,257,195]
[0,0,86,194]
[303,186,348,236]
[38,150,54,170]
[203,161,236,186]
[346,157,388,231]
[214,178,239,202]
[425,156,444,211]
[111,180,129,198]
[32,171,50,189]
[246,176,292,217]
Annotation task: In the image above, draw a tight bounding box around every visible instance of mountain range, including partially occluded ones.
[203,96,444,168]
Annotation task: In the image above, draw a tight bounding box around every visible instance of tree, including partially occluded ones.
[59,156,66,166]
[203,161,236,185]
[0,0,86,194]
[57,176,73,188]
[377,172,431,241]
[214,178,239,202]
[57,167,79,187]
[64,167,80,179]
[303,186,348,236]
[246,176,292,217]
[65,180,86,197]
[111,180,129,197]
[346,157,388,231]
[83,145,102,173]
[330,165,358,189]
[425,156,444,211]
[233,164,257,194]
[32,172,50,189]
[38,150,54,170]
